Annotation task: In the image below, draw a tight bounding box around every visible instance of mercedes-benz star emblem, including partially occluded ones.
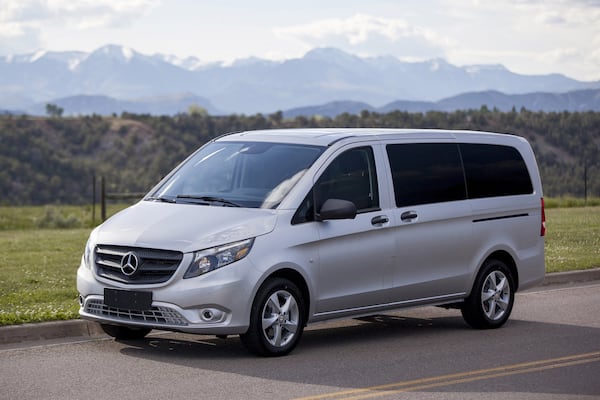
[120,252,140,276]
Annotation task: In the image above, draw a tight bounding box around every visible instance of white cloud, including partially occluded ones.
[0,23,40,54]
[274,14,452,60]
[47,0,160,29]
[0,0,159,54]
[478,0,600,25]
[433,0,600,80]
[0,0,598,81]
[542,48,582,64]
[535,11,567,25]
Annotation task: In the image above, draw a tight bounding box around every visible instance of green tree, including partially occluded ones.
[187,104,208,117]
[45,103,64,118]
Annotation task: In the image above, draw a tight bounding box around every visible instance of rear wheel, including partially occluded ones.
[100,324,152,340]
[461,259,515,329]
[240,278,305,357]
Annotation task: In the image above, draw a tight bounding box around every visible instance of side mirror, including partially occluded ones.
[317,199,357,221]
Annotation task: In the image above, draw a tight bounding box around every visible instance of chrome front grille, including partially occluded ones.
[95,245,183,284]
[85,298,188,326]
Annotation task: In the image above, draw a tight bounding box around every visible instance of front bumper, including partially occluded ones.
[76,256,256,335]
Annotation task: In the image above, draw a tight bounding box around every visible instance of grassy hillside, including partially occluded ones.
[1,109,599,205]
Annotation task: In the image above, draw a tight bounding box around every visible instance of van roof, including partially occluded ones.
[217,128,517,147]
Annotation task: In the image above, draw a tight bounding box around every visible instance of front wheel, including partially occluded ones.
[461,259,515,329]
[240,278,305,357]
[100,324,152,340]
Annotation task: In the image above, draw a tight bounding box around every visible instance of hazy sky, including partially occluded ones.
[1,0,598,81]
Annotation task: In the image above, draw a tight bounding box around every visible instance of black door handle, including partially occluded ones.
[371,215,389,225]
[401,211,418,221]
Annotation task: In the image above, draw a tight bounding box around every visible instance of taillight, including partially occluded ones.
[540,198,546,236]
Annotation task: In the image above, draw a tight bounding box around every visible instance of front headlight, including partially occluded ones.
[184,238,254,279]
[83,229,98,269]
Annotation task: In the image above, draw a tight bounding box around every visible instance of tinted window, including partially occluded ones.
[386,143,466,207]
[315,147,379,212]
[460,143,533,198]
[292,147,379,224]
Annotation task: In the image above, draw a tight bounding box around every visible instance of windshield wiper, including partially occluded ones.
[176,195,242,207]
[146,196,176,203]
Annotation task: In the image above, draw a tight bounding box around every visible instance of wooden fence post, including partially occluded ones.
[101,176,106,221]
[92,174,96,225]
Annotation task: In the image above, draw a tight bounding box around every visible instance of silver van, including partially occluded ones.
[77,129,546,356]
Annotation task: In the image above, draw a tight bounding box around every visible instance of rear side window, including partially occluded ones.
[460,143,533,199]
[386,143,466,207]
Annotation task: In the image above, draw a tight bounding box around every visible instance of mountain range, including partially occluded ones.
[1,44,599,116]
[284,89,600,117]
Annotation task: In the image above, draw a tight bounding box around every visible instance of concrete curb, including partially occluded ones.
[541,267,600,286]
[1,268,599,346]
[0,319,105,345]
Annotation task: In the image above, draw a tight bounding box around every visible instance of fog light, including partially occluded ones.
[199,308,225,322]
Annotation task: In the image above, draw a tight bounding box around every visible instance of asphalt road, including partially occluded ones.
[1,282,599,400]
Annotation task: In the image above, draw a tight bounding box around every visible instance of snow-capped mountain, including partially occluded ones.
[1,44,598,115]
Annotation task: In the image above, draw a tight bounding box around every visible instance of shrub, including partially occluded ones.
[35,206,82,229]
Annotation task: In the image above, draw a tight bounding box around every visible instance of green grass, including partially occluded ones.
[0,203,131,325]
[0,229,89,325]
[545,196,600,208]
[0,204,130,230]
[545,207,600,273]
[0,205,598,325]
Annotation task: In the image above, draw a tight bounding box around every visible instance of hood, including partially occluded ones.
[95,201,278,253]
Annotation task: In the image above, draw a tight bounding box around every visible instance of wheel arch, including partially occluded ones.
[483,250,519,291]
[263,268,311,325]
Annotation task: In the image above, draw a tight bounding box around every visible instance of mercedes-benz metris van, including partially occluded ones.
[77,129,546,356]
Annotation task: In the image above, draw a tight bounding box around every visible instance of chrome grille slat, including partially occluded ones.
[96,248,128,257]
[95,245,183,284]
[85,298,188,326]
[97,259,121,269]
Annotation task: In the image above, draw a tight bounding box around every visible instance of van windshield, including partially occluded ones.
[148,141,325,209]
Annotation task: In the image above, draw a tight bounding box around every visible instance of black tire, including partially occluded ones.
[100,324,152,340]
[240,278,306,357]
[461,259,515,329]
